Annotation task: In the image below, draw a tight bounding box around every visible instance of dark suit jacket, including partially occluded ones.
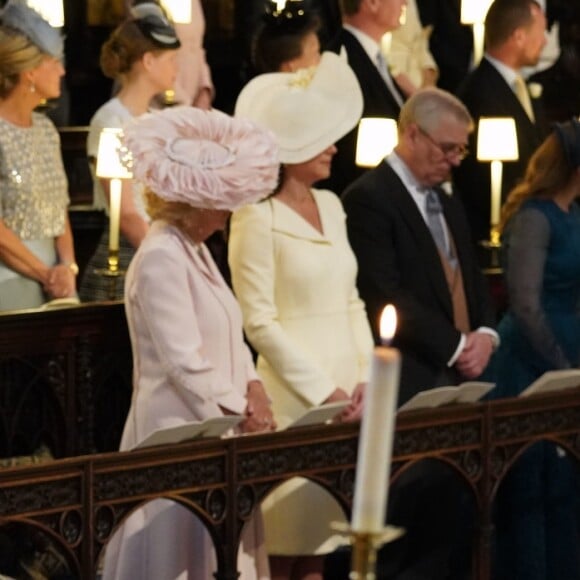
[454,58,549,242]
[342,161,495,404]
[416,0,473,93]
[322,29,404,195]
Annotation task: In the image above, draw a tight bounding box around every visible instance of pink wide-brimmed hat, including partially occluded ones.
[123,106,280,210]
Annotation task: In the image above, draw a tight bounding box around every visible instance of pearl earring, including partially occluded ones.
[29,82,35,93]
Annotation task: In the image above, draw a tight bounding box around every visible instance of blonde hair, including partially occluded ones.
[0,28,44,98]
[500,133,572,232]
[145,190,197,229]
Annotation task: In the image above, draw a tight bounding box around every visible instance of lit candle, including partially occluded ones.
[351,305,401,533]
[108,178,122,253]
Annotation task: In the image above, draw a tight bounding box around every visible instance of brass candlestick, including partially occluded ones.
[332,522,404,579]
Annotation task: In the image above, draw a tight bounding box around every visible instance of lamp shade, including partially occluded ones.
[27,0,64,27]
[356,118,398,168]
[460,0,493,24]
[477,117,519,161]
[161,0,192,23]
[95,128,133,180]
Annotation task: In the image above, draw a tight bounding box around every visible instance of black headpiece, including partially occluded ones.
[553,118,580,168]
[262,0,312,31]
[131,3,181,50]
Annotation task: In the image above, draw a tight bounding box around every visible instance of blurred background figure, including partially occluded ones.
[79,4,180,301]
[529,0,580,123]
[387,0,439,96]
[126,0,214,108]
[454,0,549,244]
[491,119,580,580]
[231,51,373,580]
[241,0,341,77]
[324,0,407,196]
[415,0,473,93]
[102,106,279,580]
[0,0,77,311]
[251,0,322,74]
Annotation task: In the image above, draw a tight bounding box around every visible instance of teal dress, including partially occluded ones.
[492,199,580,579]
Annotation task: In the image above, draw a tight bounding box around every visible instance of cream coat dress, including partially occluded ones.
[102,221,269,580]
[229,189,373,555]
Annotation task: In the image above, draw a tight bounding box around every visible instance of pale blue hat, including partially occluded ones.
[1,0,64,60]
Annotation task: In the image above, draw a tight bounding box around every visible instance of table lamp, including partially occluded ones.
[94,128,132,293]
[460,0,493,67]
[160,0,192,23]
[477,117,519,249]
[355,118,398,168]
[27,0,64,27]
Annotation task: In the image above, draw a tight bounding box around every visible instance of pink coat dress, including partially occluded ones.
[101,220,269,580]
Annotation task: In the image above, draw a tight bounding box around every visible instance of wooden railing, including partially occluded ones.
[0,302,132,459]
[1,389,580,579]
[1,302,579,579]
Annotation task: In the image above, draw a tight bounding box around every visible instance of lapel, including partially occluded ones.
[270,194,330,244]
[341,29,404,116]
[174,227,225,289]
[379,164,454,318]
[478,59,541,140]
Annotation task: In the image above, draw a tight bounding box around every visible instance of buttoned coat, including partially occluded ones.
[102,221,268,580]
[228,189,373,556]
[229,190,372,427]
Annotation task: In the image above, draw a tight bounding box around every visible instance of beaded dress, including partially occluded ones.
[0,113,68,311]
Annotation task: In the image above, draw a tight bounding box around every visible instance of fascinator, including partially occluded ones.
[235,51,363,164]
[124,106,279,211]
[553,118,580,168]
[0,0,64,60]
[263,0,312,30]
[130,2,180,49]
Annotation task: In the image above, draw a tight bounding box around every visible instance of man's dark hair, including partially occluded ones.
[485,0,540,50]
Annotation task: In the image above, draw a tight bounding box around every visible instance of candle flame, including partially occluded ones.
[380,305,397,344]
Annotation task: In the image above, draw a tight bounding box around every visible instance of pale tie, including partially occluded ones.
[513,75,535,122]
[425,189,450,259]
[376,51,404,107]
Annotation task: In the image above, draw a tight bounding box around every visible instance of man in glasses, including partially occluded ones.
[339,86,498,580]
[343,87,497,405]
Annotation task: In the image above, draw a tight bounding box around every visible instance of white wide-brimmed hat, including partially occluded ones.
[235,51,363,164]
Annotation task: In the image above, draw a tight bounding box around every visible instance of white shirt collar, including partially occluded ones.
[483,54,520,87]
[386,151,431,219]
[343,24,382,64]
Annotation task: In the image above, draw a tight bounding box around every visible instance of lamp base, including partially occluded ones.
[478,227,502,273]
[331,522,405,580]
[93,266,126,301]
